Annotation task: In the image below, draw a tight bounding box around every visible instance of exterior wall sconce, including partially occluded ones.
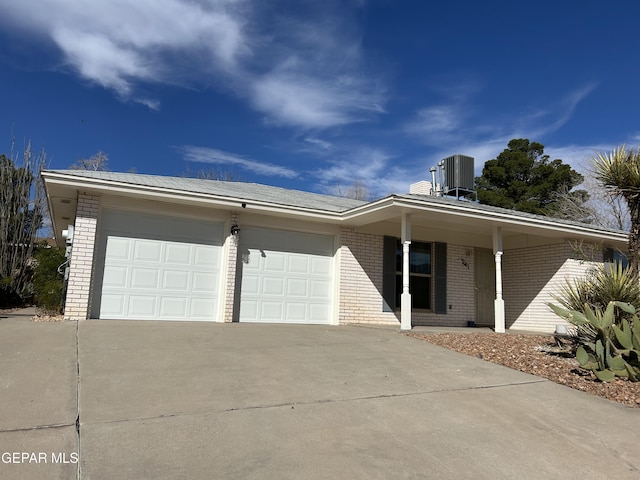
[231,224,240,236]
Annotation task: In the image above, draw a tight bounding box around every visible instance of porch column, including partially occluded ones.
[400,213,412,330]
[493,226,505,333]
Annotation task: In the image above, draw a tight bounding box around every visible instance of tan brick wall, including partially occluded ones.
[222,213,239,323]
[339,228,399,325]
[338,228,476,327]
[64,194,99,321]
[503,242,601,333]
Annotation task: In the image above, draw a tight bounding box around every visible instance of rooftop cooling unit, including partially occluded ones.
[443,154,475,199]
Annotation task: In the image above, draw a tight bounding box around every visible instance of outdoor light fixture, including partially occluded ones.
[231,224,240,236]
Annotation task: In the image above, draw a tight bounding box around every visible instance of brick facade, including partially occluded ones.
[339,228,399,325]
[64,194,99,321]
[503,242,601,332]
[338,228,476,327]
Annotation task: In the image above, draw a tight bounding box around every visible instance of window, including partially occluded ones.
[395,240,432,310]
[383,237,446,314]
[604,247,629,270]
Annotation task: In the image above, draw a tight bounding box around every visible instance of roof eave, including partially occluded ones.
[42,171,345,223]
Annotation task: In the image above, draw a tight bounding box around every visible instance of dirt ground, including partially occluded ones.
[408,332,640,408]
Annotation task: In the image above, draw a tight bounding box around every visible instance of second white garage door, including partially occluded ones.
[93,210,224,321]
[238,228,335,324]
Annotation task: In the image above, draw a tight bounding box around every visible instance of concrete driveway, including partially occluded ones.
[1,314,639,480]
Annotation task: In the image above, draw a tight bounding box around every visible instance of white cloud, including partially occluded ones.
[252,70,384,128]
[179,145,299,178]
[310,147,413,197]
[0,0,385,127]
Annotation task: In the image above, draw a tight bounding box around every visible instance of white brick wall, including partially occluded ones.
[503,242,601,333]
[222,213,239,323]
[64,194,99,321]
[338,228,476,327]
[339,228,399,325]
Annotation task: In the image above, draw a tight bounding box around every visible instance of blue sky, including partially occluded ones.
[0,0,638,198]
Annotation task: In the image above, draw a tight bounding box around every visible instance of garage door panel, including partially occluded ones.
[100,294,125,316]
[310,279,331,298]
[287,278,308,296]
[286,303,307,321]
[130,268,160,289]
[264,253,286,272]
[262,276,284,295]
[191,299,216,319]
[159,297,187,318]
[162,270,189,290]
[128,296,157,317]
[164,244,191,264]
[194,245,218,265]
[96,210,223,321]
[105,237,130,260]
[134,240,162,263]
[102,266,128,288]
[238,228,334,324]
[288,255,310,274]
[241,274,260,295]
[309,304,329,322]
[311,257,332,275]
[192,271,218,291]
[261,302,283,320]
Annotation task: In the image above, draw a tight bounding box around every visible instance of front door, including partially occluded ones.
[474,248,495,326]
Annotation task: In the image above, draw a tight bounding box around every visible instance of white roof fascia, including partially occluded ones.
[342,195,628,244]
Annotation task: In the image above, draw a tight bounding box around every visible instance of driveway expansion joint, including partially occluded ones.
[79,378,549,427]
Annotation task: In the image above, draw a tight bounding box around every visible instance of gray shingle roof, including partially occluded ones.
[47,170,366,213]
[46,170,627,235]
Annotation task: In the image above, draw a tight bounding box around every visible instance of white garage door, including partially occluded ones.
[238,227,334,324]
[94,210,224,321]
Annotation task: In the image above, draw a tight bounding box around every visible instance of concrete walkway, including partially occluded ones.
[1,315,639,479]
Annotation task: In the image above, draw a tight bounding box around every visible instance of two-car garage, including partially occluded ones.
[91,210,336,324]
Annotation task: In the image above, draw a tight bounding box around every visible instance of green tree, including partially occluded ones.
[591,145,640,273]
[476,139,587,216]
[32,244,66,314]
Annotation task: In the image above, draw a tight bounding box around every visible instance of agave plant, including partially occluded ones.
[549,301,640,382]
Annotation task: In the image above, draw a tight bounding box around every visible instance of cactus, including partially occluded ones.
[549,301,640,382]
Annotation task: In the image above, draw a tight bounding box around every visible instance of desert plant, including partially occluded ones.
[552,260,640,345]
[0,140,47,305]
[549,301,640,382]
[554,260,640,313]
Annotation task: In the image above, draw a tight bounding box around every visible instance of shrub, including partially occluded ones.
[32,244,66,314]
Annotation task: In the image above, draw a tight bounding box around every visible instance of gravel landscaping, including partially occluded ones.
[408,331,640,408]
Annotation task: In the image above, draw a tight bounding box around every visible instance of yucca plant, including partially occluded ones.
[552,260,640,345]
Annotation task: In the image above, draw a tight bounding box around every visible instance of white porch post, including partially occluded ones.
[493,226,505,333]
[400,213,412,330]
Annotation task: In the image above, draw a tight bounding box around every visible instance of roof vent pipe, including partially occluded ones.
[429,167,437,196]
[437,161,445,196]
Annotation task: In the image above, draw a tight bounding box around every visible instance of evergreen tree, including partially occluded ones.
[476,138,587,216]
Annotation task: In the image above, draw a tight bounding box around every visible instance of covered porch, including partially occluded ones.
[341,194,628,332]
